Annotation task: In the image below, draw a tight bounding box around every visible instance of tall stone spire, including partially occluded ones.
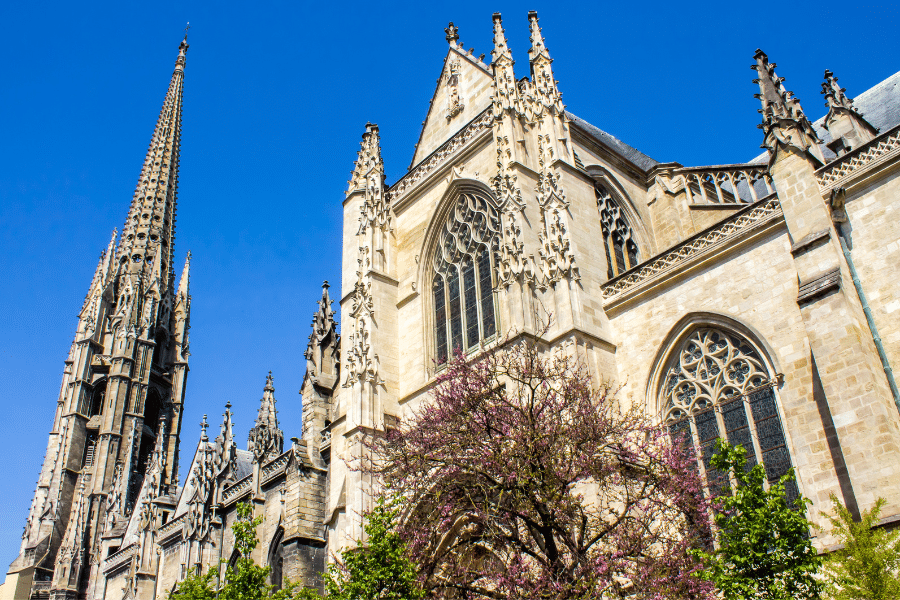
[118,36,189,291]
[752,49,824,164]
[248,372,284,463]
[821,69,878,155]
[5,35,194,599]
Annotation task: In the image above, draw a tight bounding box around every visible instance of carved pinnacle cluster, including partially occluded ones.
[349,123,391,235]
[305,281,337,363]
[752,49,824,163]
[248,372,284,463]
[821,69,878,154]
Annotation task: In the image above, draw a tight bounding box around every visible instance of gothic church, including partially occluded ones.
[4,10,900,600]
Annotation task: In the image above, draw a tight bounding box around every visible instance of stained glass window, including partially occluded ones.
[432,190,501,364]
[662,327,796,500]
[596,183,640,278]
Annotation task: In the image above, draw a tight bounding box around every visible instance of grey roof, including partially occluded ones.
[567,111,660,172]
[233,449,253,481]
[751,69,900,164]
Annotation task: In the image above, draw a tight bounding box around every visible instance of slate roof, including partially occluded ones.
[566,111,660,172]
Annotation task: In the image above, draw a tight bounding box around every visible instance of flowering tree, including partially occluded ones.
[368,339,715,600]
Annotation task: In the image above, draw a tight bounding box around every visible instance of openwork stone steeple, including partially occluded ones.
[248,372,284,463]
[753,49,824,164]
[118,37,189,290]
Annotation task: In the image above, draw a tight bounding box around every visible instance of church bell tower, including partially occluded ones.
[4,34,192,600]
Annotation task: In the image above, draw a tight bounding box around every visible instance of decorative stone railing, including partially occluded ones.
[816,123,900,190]
[672,163,774,205]
[387,108,493,205]
[222,474,252,504]
[260,451,290,485]
[103,544,135,572]
[602,196,782,303]
[156,513,185,538]
[30,581,51,598]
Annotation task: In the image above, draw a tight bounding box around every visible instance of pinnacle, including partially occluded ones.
[527,11,550,61]
[491,13,512,63]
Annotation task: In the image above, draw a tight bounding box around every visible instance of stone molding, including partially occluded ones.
[221,474,252,505]
[816,123,900,191]
[797,268,841,304]
[601,196,782,305]
[388,109,493,207]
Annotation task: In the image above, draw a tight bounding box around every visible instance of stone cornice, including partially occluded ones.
[816,123,900,192]
[389,109,493,211]
[601,196,783,310]
[221,474,252,506]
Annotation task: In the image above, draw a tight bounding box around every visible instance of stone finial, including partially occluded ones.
[527,11,550,62]
[752,49,824,164]
[200,414,208,442]
[445,22,459,45]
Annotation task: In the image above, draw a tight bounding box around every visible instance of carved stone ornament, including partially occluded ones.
[536,135,579,286]
[446,59,465,121]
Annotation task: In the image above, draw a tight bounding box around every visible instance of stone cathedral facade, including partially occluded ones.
[4,11,900,600]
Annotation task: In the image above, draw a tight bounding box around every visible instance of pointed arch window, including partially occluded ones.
[432,190,501,365]
[596,184,639,278]
[268,528,284,590]
[661,327,797,503]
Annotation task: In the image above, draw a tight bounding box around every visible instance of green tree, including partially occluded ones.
[695,439,823,600]
[324,495,423,600]
[821,494,900,599]
[170,502,318,600]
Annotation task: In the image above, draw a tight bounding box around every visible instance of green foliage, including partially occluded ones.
[821,494,900,599]
[695,440,823,600]
[324,495,423,600]
[170,502,316,600]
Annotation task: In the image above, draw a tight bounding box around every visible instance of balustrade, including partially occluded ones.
[673,164,774,205]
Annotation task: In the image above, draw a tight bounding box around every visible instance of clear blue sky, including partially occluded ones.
[1,0,897,573]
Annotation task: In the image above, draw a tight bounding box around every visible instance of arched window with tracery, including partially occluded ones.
[432,189,501,366]
[661,327,798,503]
[596,183,639,278]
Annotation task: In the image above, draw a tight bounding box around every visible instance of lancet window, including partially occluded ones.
[432,190,501,366]
[596,184,639,278]
[661,327,797,503]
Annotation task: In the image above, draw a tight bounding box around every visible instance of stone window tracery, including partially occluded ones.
[596,184,639,278]
[432,190,501,365]
[661,327,797,503]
